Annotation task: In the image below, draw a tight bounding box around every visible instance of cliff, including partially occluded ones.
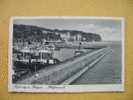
[13,24,102,42]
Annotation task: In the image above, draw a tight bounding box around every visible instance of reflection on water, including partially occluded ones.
[53,48,90,62]
[53,48,76,61]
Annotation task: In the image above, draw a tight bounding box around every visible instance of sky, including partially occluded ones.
[14,18,123,41]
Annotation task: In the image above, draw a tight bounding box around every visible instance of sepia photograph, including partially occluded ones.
[8,16,124,92]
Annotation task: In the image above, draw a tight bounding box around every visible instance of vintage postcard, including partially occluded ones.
[8,16,124,92]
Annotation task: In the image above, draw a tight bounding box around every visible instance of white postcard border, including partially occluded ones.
[8,16,125,92]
